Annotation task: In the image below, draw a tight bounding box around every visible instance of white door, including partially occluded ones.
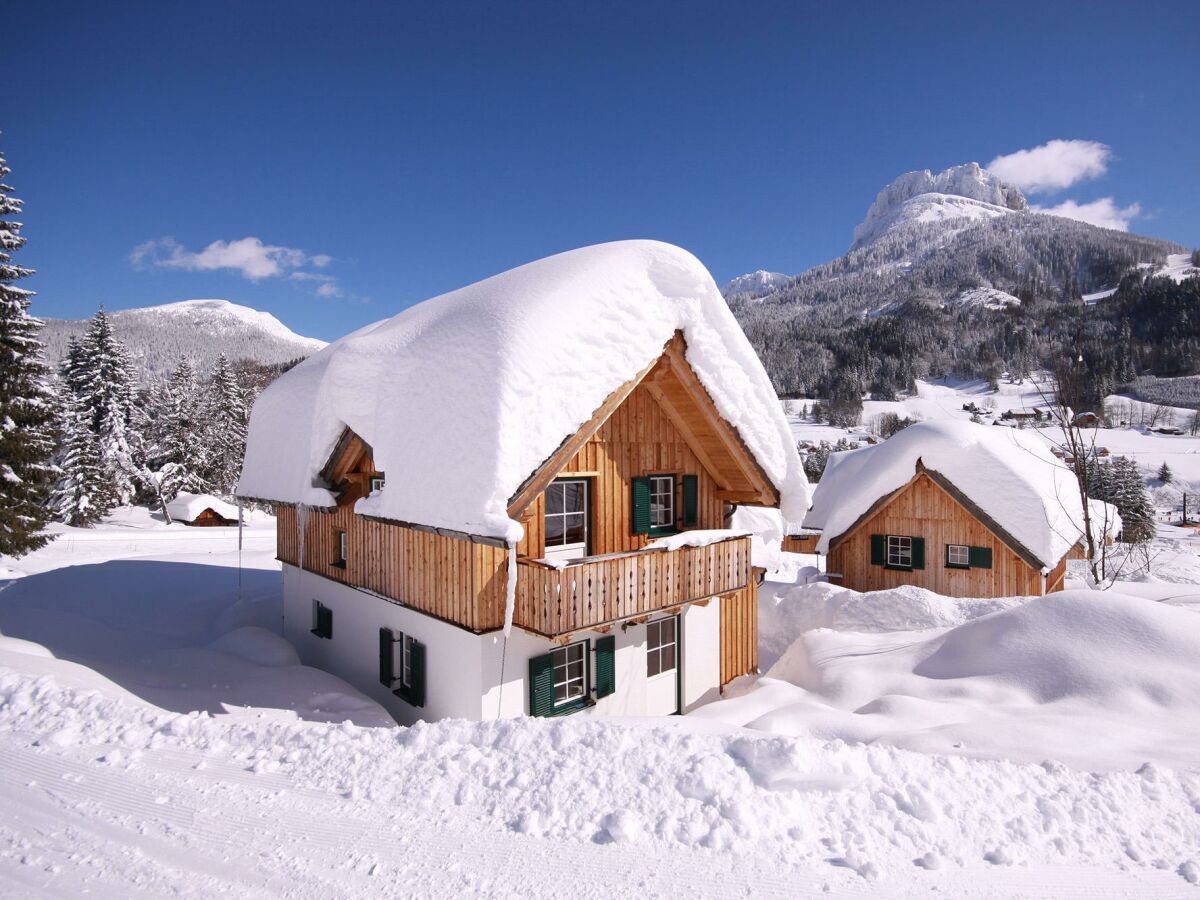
[645,615,680,715]
[543,479,589,561]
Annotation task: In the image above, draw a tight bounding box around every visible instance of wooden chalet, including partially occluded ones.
[239,241,809,724]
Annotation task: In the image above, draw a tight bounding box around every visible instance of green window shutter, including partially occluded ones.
[870,534,886,566]
[968,546,993,569]
[910,537,926,570]
[681,475,699,527]
[528,651,556,717]
[631,477,651,535]
[378,628,394,686]
[594,635,616,698]
[409,639,426,708]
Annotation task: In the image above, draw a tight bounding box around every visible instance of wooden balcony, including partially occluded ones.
[514,534,752,637]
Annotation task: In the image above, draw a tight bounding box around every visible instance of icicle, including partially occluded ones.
[503,543,517,637]
[236,499,244,606]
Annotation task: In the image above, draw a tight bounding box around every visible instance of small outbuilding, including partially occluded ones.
[166,492,240,527]
[802,421,1118,598]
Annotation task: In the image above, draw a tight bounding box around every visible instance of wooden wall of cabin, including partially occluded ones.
[1045,542,1086,594]
[827,473,1044,598]
[719,584,757,686]
[276,504,509,632]
[515,383,729,559]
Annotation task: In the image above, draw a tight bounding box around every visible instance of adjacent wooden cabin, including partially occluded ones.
[237,241,810,725]
[166,493,239,527]
[801,421,1112,599]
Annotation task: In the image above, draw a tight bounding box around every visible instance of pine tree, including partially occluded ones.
[0,144,57,556]
[149,360,211,498]
[202,353,248,494]
[1092,456,1156,544]
[49,390,111,526]
[1157,461,1173,484]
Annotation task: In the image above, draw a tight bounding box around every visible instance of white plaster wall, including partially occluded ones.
[282,564,486,725]
[480,600,723,718]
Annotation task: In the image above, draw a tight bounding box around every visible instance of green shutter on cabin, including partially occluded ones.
[870,534,886,566]
[682,475,698,527]
[594,635,616,698]
[408,639,426,708]
[910,537,926,570]
[378,628,394,686]
[968,546,993,569]
[631,477,652,535]
[528,652,556,717]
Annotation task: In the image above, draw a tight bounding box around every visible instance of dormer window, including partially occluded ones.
[370,476,385,493]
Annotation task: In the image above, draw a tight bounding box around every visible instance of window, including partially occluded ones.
[646,616,677,677]
[650,475,675,532]
[887,535,912,568]
[552,641,587,706]
[946,543,970,568]
[370,476,385,493]
[544,479,588,554]
[333,530,347,567]
[379,628,425,707]
[311,600,332,639]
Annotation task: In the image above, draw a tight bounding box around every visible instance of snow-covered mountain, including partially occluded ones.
[849,162,1027,250]
[723,269,791,299]
[41,299,327,381]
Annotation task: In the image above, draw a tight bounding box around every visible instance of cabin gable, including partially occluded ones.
[827,470,1053,597]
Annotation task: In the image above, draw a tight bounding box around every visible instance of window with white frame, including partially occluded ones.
[544,479,588,553]
[391,633,415,689]
[650,475,675,531]
[646,616,677,677]
[887,534,912,568]
[336,530,347,566]
[552,641,587,706]
[946,543,970,567]
[370,476,385,493]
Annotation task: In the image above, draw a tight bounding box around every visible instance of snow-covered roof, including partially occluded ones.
[237,240,810,543]
[805,420,1103,566]
[166,492,239,522]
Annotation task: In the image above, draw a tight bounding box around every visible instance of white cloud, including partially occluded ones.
[131,236,325,281]
[1031,197,1142,231]
[988,139,1111,193]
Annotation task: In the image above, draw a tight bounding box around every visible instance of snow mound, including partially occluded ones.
[852,163,1026,250]
[710,589,1200,770]
[209,627,300,667]
[166,492,239,522]
[805,419,1111,567]
[239,240,810,541]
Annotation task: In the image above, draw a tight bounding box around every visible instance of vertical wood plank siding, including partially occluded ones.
[514,534,751,635]
[719,585,757,685]
[827,472,1078,598]
[276,504,509,631]
[516,383,727,559]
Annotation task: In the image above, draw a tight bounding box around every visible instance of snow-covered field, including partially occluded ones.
[2,512,1200,896]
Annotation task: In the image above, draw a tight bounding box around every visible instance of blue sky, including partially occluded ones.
[7,0,1198,341]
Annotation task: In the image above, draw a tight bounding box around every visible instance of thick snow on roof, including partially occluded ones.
[805,420,1097,566]
[165,492,239,522]
[237,241,810,542]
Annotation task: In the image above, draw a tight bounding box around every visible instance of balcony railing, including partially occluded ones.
[514,534,751,636]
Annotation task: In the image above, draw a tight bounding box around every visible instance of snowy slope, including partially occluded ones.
[41,299,327,380]
[722,269,791,299]
[239,240,811,541]
[1,513,1200,895]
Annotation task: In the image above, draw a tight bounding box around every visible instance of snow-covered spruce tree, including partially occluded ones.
[73,309,145,505]
[1090,456,1155,545]
[49,389,110,526]
[1158,461,1173,484]
[202,353,248,494]
[148,359,211,499]
[0,146,57,556]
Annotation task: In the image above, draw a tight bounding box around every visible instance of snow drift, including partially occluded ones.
[238,240,810,541]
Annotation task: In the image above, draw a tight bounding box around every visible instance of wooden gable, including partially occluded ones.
[319,428,382,506]
[507,331,779,520]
